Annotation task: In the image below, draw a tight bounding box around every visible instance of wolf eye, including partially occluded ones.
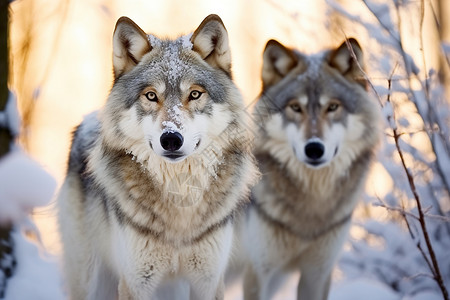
[289,103,302,113]
[145,91,158,102]
[189,90,203,101]
[327,103,339,112]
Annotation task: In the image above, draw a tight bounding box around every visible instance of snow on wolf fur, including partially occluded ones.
[57,15,257,299]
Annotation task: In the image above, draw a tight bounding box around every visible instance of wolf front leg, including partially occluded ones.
[187,247,230,300]
[187,224,233,300]
[243,264,260,300]
[189,274,225,300]
[118,277,132,300]
[214,277,225,300]
[243,264,291,300]
[296,223,351,300]
[118,272,165,300]
[296,264,332,300]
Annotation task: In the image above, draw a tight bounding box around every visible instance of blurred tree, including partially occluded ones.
[0,0,9,152]
[0,1,15,298]
[438,0,450,99]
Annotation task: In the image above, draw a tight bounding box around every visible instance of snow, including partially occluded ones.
[162,120,180,133]
[3,229,64,300]
[165,43,186,86]
[329,278,400,300]
[180,33,193,50]
[162,103,185,133]
[0,91,56,224]
[147,34,162,48]
[0,150,56,225]
[169,103,184,126]
[147,33,194,86]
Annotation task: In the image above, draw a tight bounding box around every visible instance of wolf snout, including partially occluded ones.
[160,132,184,152]
[304,141,325,160]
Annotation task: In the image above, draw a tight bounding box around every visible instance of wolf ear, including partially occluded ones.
[113,17,152,79]
[262,40,299,89]
[190,14,232,76]
[328,38,366,88]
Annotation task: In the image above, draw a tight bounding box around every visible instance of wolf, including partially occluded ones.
[57,14,257,300]
[241,38,381,300]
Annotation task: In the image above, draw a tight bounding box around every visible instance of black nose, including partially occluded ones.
[304,142,325,160]
[160,132,184,152]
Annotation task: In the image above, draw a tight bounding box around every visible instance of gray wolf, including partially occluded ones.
[241,38,380,300]
[57,14,257,300]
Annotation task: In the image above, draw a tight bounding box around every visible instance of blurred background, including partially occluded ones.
[6,0,450,298]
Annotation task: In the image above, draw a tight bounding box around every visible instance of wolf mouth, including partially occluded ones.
[163,152,184,159]
[305,160,325,167]
[163,152,186,161]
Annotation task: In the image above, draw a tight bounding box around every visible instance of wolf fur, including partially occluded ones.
[241,39,381,300]
[57,15,257,300]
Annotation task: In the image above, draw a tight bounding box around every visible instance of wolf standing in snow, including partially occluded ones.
[241,39,381,300]
[57,15,257,300]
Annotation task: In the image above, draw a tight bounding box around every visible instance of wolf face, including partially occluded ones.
[101,16,236,163]
[256,39,378,170]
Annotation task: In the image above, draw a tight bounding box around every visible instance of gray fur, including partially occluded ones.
[240,39,381,300]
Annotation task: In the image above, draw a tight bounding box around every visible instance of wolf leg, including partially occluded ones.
[58,176,92,299]
[86,257,118,300]
[296,223,350,300]
[118,277,132,300]
[296,266,331,300]
[243,264,288,300]
[189,274,224,300]
[214,277,225,300]
[242,264,260,300]
[118,270,165,300]
[154,279,190,300]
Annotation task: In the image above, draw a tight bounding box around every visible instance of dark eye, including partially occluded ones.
[145,91,158,102]
[327,103,339,112]
[289,103,302,113]
[189,90,203,101]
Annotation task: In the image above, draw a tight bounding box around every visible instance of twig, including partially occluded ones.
[406,272,437,281]
[386,72,449,300]
[374,197,419,221]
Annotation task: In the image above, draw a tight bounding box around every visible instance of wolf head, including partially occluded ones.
[255,38,380,170]
[101,15,242,164]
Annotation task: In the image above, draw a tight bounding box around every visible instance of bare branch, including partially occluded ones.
[389,82,449,300]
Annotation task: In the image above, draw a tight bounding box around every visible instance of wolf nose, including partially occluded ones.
[160,132,184,152]
[305,142,325,160]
